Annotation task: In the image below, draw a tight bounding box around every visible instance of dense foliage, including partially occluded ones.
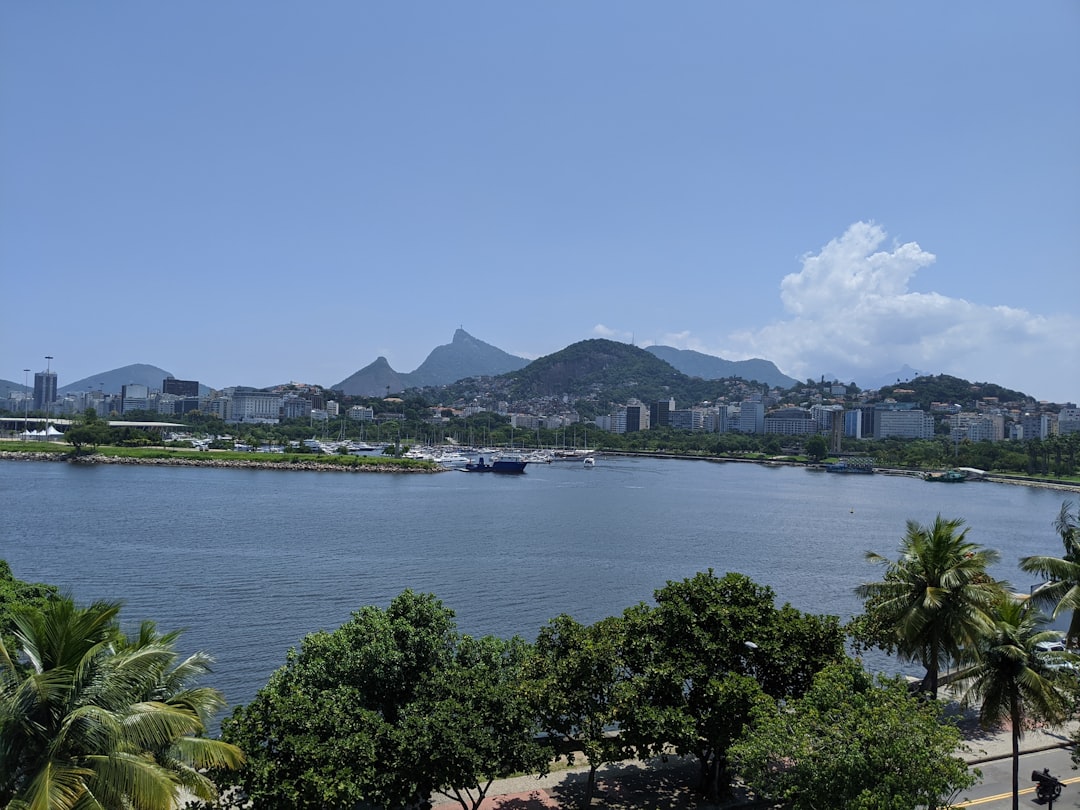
[732,659,977,809]
[878,374,1031,411]
[0,597,242,810]
[618,571,845,800]
[216,591,548,810]
[0,561,57,651]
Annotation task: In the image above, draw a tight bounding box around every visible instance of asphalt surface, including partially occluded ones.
[432,711,1079,810]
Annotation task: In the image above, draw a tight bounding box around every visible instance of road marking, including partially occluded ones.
[955,775,1080,807]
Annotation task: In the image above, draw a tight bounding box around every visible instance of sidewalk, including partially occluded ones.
[434,716,1078,810]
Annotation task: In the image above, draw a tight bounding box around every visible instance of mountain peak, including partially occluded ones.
[332,331,528,394]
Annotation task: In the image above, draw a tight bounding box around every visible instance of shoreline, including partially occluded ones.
[3,449,1078,491]
[0,450,443,474]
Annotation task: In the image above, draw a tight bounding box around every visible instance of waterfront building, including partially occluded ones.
[764,407,816,435]
[625,401,649,433]
[282,395,312,420]
[874,408,935,440]
[162,377,199,397]
[33,370,57,412]
[1019,412,1052,440]
[843,409,863,439]
[229,390,283,424]
[348,405,375,421]
[736,400,765,434]
[650,398,674,428]
[120,384,150,414]
[1059,406,1080,436]
[712,404,732,434]
[511,413,542,430]
[950,412,1006,443]
[670,408,708,431]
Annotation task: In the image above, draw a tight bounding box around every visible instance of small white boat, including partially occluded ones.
[583,456,596,467]
[435,452,472,469]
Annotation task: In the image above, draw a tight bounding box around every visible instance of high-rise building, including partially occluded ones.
[33,371,57,412]
[625,401,650,433]
[162,377,199,397]
[120,384,150,414]
[650,397,674,428]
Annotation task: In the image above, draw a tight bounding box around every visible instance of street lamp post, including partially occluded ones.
[22,368,30,440]
[44,356,54,440]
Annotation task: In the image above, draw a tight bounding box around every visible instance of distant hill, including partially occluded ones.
[508,340,681,400]
[645,345,798,389]
[852,364,926,391]
[332,357,407,397]
[402,329,528,388]
[58,364,183,396]
[503,339,768,410]
[877,374,1033,410]
[331,329,529,395]
[0,379,30,400]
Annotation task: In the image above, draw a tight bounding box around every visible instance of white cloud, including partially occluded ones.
[718,222,1078,399]
[592,324,633,341]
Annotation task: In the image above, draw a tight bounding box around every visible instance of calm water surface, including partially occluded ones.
[2,456,1072,712]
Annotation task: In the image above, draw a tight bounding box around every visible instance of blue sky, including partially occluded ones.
[3,3,1078,402]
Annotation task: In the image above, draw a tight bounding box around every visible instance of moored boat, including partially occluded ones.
[824,458,875,474]
[925,469,967,483]
[463,454,528,474]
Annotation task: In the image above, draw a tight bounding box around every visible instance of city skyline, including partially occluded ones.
[3,3,1077,402]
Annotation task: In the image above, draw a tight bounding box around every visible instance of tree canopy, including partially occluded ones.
[0,596,242,810]
[217,590,547,810]
[618,570,845,801]
[731,659,977,809]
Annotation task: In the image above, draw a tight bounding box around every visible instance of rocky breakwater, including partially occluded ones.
[0,451,443,474]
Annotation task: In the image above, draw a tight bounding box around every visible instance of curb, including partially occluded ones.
[965,742,1074,766]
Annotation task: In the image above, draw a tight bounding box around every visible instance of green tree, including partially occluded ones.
[855,515,1006,698]
[410,634,549,810]
[958,597,1073,810]
[1018,501,1080,647]
[731,659,977,809]
[618,571,843,801]
[219,590,546,810]
[804,434,828,462]
[0,597,242,810]
[0,561,57,652]
[526,614,631,808]
[65,408,110,453]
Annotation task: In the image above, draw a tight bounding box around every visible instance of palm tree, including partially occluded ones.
[855,515,1006,699]
[114,620,246,805]
[0,597,243,810]
[1019,501,1080,646]
[959,597,1072,810]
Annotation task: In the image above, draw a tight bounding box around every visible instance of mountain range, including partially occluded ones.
[332,329,530,396]
[0,330,1044,404]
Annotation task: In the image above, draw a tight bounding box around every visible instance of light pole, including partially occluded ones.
[44,356,54,440]
[22,368,29,440]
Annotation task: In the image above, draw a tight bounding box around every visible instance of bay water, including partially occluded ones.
[2,456,1072,713]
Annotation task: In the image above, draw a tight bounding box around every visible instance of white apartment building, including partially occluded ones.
[120,384,150,414]
[875,409,935,440]
[348,405,375,421]
[764,407,816,435]
[229,391,283,424]
[737,400,765,434]
[1059,406,1080,436]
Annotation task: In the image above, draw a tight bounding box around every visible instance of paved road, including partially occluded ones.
[957,747,1078,809]
[463,718,1079,810]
